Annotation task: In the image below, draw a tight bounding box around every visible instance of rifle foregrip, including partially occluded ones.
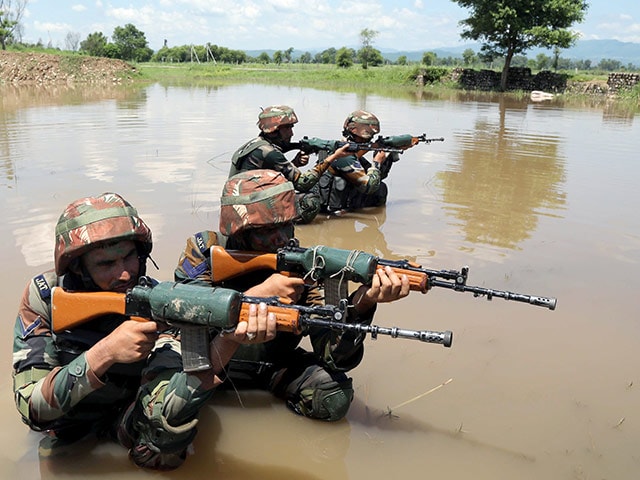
[239,303,303,334]
[378,266,428,293]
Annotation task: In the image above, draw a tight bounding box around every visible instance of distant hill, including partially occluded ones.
[246,40,640,67]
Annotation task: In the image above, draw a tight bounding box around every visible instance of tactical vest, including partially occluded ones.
[229,137,272,177]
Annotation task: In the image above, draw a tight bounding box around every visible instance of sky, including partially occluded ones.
[18,0,640,53]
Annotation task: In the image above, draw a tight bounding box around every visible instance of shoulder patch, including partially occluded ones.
[195,232,210,256]
[33,275,52,300]
[181,257,209,279]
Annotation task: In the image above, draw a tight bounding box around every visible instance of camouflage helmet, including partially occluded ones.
[342,110,380,141]
[257,105,298,133]
[220,170,298,236]
[54,192,152,276]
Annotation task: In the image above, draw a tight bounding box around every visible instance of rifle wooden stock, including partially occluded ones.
[52,288,134,332]
[211,245,278,282]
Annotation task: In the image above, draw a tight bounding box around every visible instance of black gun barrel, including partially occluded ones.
[304,317,453,347]
[429,278,557,310]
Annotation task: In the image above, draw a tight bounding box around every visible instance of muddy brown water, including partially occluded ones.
[1,82,639,480]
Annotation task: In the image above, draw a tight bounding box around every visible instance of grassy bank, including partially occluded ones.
[137,61,640,111]
[137,62,454,92]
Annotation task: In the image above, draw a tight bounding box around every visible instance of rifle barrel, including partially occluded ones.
[429,278,557,310]
[303,317,453,347]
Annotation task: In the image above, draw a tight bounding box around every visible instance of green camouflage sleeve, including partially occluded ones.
[246,145,330,193]
[137,336,215,427]
[12,275,105,428]
[331,154,382,194]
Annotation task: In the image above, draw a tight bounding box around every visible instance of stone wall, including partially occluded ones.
[607,73,640,92]
[457,67,567,92]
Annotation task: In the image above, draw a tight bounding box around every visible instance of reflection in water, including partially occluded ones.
[297,207,416,262]
[438,96,567,249]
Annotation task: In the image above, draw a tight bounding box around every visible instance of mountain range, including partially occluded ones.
[246,40,640,67]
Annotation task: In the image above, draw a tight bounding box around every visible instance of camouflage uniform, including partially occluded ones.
[318,110,398,213]
[175,171,376,421]
[229,105,335,223]
[12,193,213,470]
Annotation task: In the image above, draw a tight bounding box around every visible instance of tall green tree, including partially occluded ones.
[453,0,588,90]
[112,23,153,61]
[0,0,27,50]
[358,28,378,69]
[336,47,355,68]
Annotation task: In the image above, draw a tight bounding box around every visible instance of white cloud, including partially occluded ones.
[72,4,87,12]
[33,21,70,34]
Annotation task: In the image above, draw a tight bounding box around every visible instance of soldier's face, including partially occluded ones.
[81,240,140,292]
[277,124,294,143]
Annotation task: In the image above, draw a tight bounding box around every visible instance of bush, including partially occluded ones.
[412,66,450,83]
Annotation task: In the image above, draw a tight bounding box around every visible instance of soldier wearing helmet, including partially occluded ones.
[175,170,410,422]
[229,105,351,223]
[318,110,408,215]
[12,193,274,470]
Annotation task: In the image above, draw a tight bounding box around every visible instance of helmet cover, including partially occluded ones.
[257,105,298,133]
[54,192,152,275]
[342,110,380,141]
[219,170,298,236]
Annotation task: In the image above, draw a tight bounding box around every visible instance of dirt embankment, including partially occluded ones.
[0,51,138,84]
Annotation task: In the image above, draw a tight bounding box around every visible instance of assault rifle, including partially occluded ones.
[287,136,404,155]
[210,241,557,310]
[288,134,444,155]
[51,277,453,372]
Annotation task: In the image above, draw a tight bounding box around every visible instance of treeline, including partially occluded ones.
[18,22,639,73]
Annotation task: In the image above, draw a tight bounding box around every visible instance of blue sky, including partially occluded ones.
[20,0,640,52]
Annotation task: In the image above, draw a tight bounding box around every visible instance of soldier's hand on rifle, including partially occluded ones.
[327,143,352,163]
[373,150,387,164]
[86,320,160,378]
[401,136,421,150]
[232,302,277,345]
[293,151,309,167]
[244,273,306,303]
[352,266,410,314]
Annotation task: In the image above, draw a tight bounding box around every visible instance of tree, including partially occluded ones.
[0,0,27,50]
[315,47,336,64]
[64,32,81,51]
[257,52,270,64]
[358,28,378,69]
[273,50,283,64]
[284,47,294,63]
[422,51,437,66]
[299,51,312,64]
[359,48,383,67]
[453,0,588,90]
[336,47,354,68]
[112,23,153,61]
[397,55,408,66]
[80,32,108,56]
[462,48,476,66]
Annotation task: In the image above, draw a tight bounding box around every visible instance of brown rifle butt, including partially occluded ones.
[210,245,279,282]
[51,287,127,332]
